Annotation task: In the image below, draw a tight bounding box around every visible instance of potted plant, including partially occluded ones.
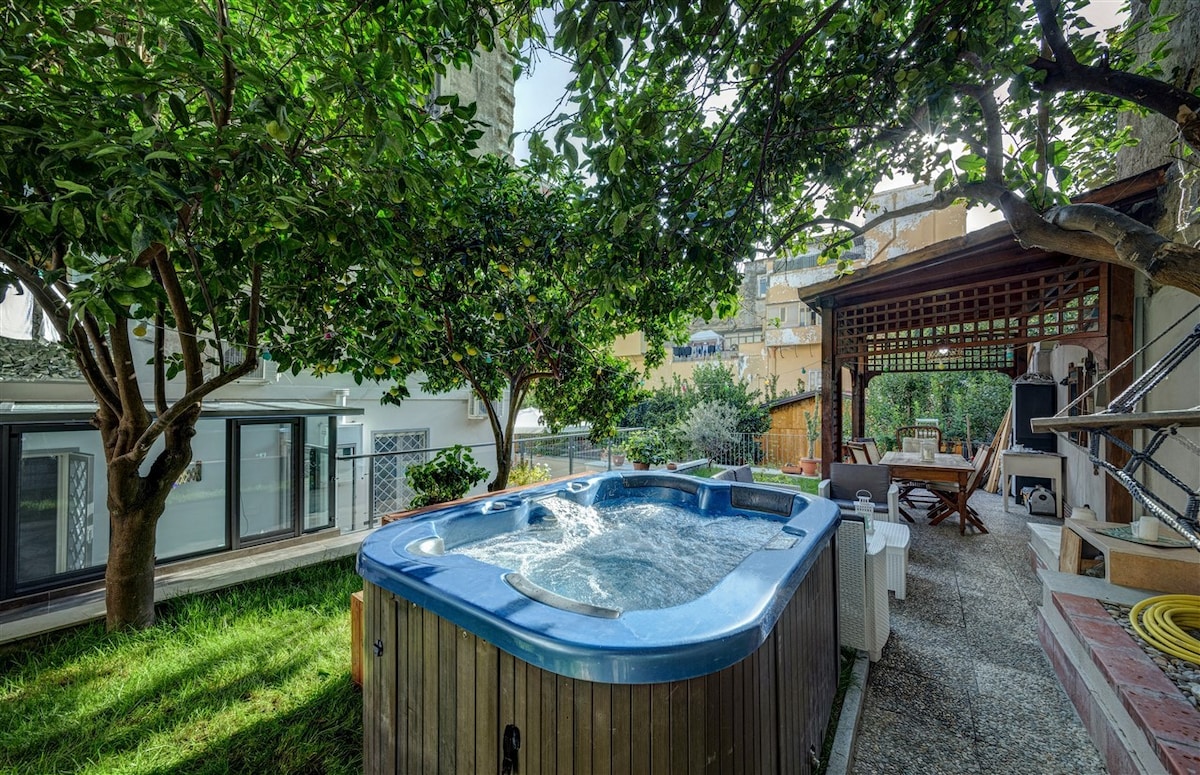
[609,443,626,467]
[405,445,489,508]
[624,430,666,470]
[801,401,820,476]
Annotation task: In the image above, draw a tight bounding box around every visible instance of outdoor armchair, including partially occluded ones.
[819,463,900,523]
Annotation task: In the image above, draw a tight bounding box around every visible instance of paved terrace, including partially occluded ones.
[852,490,1105,774]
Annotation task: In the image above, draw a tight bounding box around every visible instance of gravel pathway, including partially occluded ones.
[851,491,1106,774]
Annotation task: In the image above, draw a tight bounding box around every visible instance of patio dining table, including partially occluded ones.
[878,450,984,534]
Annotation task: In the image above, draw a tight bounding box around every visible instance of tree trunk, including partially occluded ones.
[487,382,528,492]
[104,503,160,631]
[101,430,190,631]
[489,448,512,492]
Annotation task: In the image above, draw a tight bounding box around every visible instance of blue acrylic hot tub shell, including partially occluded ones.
[357,471,839,684]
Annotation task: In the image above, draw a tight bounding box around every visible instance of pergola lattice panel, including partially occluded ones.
[865,345,1016,374]
[834,264,1105,370]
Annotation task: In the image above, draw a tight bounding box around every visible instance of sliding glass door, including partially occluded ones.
[233,420,298,546]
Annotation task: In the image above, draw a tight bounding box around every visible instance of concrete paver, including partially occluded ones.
[851,492,1106,774]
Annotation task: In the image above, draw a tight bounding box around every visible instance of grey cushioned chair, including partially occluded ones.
[819,463,900,523]
[713,465,753,483]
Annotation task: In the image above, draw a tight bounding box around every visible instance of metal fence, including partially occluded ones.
[333,428,817,531]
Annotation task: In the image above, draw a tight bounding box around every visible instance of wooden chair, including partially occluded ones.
[893,428,944,517]
[927,444,994,529]
[845,441,871,464]
[854,437,882,464]
[896,425,943,452]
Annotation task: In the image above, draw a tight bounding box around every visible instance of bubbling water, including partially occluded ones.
[453,496,783,611]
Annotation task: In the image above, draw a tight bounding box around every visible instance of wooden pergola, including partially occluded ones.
[801,167,1169,523]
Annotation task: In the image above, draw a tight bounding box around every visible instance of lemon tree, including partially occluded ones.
[538,0,1200,296]
[0,0,523,629]
[292,157,651,491]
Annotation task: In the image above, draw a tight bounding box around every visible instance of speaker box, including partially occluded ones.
[1011,381,1056,496]
[1013,382,1056,450]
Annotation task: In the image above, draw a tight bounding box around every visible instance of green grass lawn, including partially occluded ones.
[686,466,821,494]
[753,470,820,494]
[0,558,363,775]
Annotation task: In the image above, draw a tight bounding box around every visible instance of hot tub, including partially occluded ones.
[358,471,841,774]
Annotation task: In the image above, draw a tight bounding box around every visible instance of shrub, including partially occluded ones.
[621,363,771,438]
[677,401,741,463]
[406,445,488,508]
[508,460,553,486]
[624,430,667,465]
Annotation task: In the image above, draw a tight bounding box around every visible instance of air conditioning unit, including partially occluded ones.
[207,348,267,382]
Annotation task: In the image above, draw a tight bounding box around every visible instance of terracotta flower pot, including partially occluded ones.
[800,457,819,476]
[632,461,650,470]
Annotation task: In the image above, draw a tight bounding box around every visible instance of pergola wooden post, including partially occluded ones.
[819,298,839,480]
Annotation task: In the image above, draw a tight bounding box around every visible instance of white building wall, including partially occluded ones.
[1046,343,1112,520]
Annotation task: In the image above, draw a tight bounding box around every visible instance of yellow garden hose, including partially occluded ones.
[1129,594,1200,664]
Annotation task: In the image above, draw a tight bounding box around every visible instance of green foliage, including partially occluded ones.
[540,0,1200,292]
[405,445,489,508]
[623,363,771,440]
[866,372,1011,450]
[292,155,664,489]
[533,351,646,442]
[676,400,741,462]
[0,0,519,628]
[508,460,554,486]
[803,397,821,443]
[624,429,667,465]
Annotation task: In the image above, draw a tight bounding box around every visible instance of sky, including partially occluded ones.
[511,10,574,162]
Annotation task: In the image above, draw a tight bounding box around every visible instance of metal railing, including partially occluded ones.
[333,429,818,532]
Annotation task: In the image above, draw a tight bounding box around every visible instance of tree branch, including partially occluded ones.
[214,0,235,129]
[0,248,122,413]
[106,314,151,459]
[1031,0,1075,67]
[153,251,205,393]
[1030,55,1200,151]
[153,302,167,416]
[133,263,262,455]
[1047,203,1200,296]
